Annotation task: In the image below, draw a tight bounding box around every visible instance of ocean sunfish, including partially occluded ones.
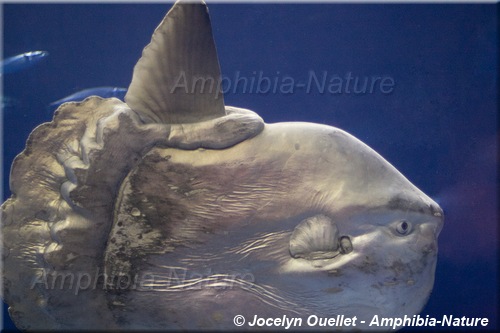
[1,1,443,330]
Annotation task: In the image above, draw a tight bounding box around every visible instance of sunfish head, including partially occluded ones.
[234,123,445,323]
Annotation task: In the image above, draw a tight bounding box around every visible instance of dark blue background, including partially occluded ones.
[2,2,498,331]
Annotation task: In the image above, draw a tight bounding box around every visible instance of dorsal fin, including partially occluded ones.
[125,0,226,124]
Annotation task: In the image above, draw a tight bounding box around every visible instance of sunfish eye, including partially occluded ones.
[395,220,412,235]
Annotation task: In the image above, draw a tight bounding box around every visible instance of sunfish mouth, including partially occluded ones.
[289,214,353,260]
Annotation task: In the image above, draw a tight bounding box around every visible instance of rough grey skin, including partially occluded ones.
[1,1,443,331]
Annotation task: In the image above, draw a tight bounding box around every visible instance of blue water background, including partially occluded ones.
[2,3,498,331]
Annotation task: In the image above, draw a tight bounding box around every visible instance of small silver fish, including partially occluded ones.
[1,51,49,74]
[49,87,127,109]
